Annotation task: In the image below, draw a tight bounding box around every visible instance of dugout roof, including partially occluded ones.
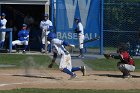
[0,0,49,5]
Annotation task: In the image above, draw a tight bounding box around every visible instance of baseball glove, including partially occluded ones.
[103,54,111,59]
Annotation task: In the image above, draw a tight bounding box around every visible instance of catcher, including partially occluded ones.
[104,44,135,78]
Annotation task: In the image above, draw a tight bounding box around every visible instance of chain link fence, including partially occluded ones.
[103,1,140,55]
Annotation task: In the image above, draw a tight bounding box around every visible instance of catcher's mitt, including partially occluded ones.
[103,54,111,59]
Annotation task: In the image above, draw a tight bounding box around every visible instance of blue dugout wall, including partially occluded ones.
[56,0,104,54]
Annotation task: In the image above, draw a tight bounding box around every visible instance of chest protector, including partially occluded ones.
[121,51,135,66]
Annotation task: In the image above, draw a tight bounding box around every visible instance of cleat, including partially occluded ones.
[81,66,86,76]
[41,48,45,53]
[81,55,84,58]
[78,55,81,57]
[68,74,77,80]
[41,48,44,52]
[22,50,26,53]
[123,75,132,78]
[78,55,84,58]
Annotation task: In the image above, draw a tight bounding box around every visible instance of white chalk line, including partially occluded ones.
[0,81,51,87]
[0,83,25,87]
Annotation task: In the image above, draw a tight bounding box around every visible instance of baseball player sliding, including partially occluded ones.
[40,13,53,53]
[74,17,85,58]
[47,32,86,80]
[12,24,29,53]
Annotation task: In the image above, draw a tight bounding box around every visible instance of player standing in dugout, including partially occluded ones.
[40,13,53,53]
[0,13,7,48]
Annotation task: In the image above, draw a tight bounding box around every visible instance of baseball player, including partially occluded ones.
[104,43,135,78]
[0,13,7,48]
[74,18,85,58]
[12,24,29,53]
[47,32,86,80]
[40,13,53,53]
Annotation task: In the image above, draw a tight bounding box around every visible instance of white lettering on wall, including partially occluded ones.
[65,0,91,28]
[57,32,93,40]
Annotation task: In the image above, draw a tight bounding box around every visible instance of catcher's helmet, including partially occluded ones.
[47,32,56,41]
[117,42,128,53]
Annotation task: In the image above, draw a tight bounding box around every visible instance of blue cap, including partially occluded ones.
[74,17,81,21]
[22,24,27,27]
[1,13,6,16]
[44,13,48,17]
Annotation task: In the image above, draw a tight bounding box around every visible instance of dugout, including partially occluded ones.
[0,0,52,51]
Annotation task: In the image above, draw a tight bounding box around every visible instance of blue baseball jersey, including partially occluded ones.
[18,29,29,41]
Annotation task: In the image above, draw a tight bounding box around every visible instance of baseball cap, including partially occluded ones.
[74,17,81,21]
[22,24,27,27]
[44,13,48,17]
[1,13,6,16]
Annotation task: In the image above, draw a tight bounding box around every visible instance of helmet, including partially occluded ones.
[117,42,128,53]
[1,13,6,16]
[47,32,56,41]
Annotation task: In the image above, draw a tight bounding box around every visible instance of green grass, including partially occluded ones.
[84,59,119,71]
[0,89,140,93]
[87,47,117,50]
[83,58,140,71]
[1,54,140,71]
[104,47,117,51]
[0,54,58,69]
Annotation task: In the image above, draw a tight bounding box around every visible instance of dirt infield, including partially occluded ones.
[0,69,140,90]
